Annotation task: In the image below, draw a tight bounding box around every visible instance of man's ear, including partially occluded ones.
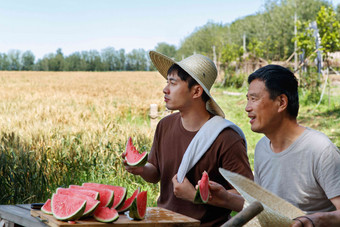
[192,85,204,99]
[277,94,288,113]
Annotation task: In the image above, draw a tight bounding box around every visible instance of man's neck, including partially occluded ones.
[266,119,305,153]
[180,109,211,132]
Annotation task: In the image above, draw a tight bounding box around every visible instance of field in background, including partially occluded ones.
[0,71,339,206]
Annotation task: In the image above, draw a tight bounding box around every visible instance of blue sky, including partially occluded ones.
[0,0,339,60]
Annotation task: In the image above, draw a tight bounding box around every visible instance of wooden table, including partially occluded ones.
[0,204,200,227]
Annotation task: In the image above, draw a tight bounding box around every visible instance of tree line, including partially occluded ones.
[0,0,339,72]
[0,48,153,71]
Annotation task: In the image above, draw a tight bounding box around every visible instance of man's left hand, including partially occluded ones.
[172,174,196,202]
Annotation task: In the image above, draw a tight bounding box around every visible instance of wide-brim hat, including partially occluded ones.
[219,168,305,227]
[149,51,225,118]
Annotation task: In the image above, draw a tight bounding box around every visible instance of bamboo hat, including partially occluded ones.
[149,51,225,118]
[219,168,305,227]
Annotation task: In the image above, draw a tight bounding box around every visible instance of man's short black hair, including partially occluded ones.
[248,64,299,118]
[167,64,210,103]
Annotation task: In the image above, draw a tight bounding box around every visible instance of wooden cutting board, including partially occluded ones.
[31,207,200,226]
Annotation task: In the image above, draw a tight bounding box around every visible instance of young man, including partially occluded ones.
[122,51,253,226]
[207,65,340,227]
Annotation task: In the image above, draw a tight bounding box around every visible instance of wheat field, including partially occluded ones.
[0,71,167,205]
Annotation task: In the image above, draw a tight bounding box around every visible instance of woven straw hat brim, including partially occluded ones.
[219,168,305,227]
[149,51,225,118]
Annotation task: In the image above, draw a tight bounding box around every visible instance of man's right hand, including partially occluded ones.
[196,180,245,212]
[121,151,144,175]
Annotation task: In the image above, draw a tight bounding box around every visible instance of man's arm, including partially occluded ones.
[172,176,245,212]
[207,181,244,212]
[291,196,340,227]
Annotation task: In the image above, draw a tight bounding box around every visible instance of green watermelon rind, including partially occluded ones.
[129,191,147,220]
[117,188,140,213]
[114,191,127,210]
[193,171,210,204]
[81,183,127,209]
[125,137,148,167]
[51,193,87,221]
[194,187,206,204]
[82,200,100,218]
[126,152,148,167]
[94,207,119,223]
[56,188,101,218]
[41,199,53,215]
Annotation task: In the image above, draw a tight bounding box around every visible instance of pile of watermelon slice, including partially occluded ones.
[40,183,147,223]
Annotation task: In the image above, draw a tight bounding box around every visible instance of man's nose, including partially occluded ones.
[163,84,169,94]
[245,102,251,112]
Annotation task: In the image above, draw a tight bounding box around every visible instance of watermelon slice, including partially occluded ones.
[194,171,210,204]
[82,183,127,209]
[125,137,148,167]
[129,191,147,220]
[69,185,114,208]
[94,207,119,223]
[59,187,100,200]
[56,188,100,217]
[117,188,140,213]
[41,199,52,215]
[51,193,86,221]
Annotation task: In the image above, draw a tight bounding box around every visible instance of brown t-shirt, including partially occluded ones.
[148,112,254,226]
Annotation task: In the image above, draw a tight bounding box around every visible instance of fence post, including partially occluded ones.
[149,104,158,128]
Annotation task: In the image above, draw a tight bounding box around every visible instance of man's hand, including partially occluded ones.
[195,180,244,212]
[291,195,340,227]
[121,150,144,175]
[172,174,196,202]
[121,150,160,183]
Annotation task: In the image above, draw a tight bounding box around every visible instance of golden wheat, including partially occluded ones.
[0,71,166,141]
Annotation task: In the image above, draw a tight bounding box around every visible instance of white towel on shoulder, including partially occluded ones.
[177,116,246,183]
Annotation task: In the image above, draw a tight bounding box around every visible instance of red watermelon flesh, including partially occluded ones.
[129,191,147,220]
[125,137,148,167]
[41,198,52,215]
[94,207,119,223]
[117,188,140,213]
[194,171,210,204]
[69,185,114,208]
[59,187,99,200]
[51,193,86,221]
[56,188,100,217]
[82,183,127,209]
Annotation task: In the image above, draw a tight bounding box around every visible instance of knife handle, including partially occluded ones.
[31,203,44,209]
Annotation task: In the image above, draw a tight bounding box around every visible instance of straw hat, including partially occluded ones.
[219,168,305,227]
[149,51,225,118]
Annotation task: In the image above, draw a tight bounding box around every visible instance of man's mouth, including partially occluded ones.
[248,115,255,124]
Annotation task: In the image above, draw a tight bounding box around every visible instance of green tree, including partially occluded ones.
[47,49,65,71]
[87,50,103,71]
[293,20,317,61]
[8,50,21,70]
[101,47,115,71]
[125,49,147,71]
[64,52,87,71]
[177,22,227,61]
[35,58,49,71]
[116,49,126,71]
[21,51,35,71]
[316,6,340,66]
[155,42,177,59]
[336,4,340,21]
[0,53,10,70]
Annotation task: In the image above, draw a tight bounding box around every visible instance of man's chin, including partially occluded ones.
[250,126,262,133]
